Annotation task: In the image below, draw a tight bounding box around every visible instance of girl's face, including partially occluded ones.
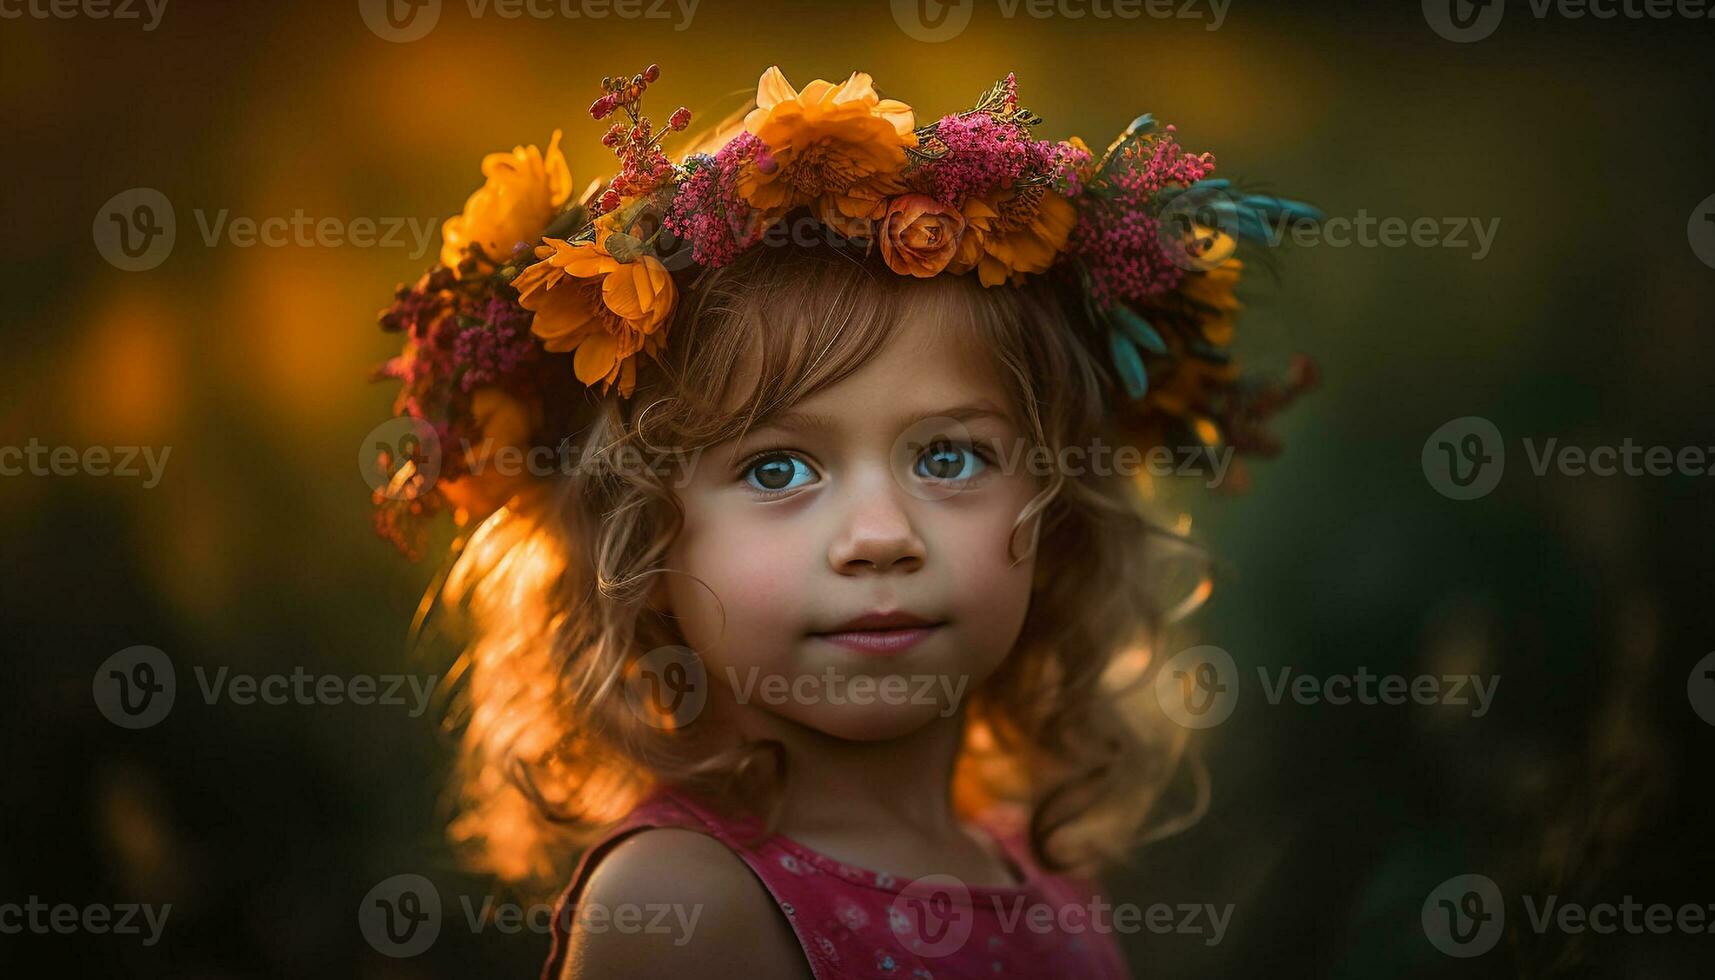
[661,311,1042,741]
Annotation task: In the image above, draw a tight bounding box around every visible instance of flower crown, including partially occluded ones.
[370,64,1319,557]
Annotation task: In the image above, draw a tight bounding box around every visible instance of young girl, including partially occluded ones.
[371,63,1315,979]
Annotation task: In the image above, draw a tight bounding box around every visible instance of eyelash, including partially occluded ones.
[736,440,996,497]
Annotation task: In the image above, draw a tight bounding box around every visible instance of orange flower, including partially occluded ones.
[440,130,574,271]
[513,226,675,398]
[878,194,966,277]
[949,187,1076,287]
[737,67,917,237]
[440,387,541,524]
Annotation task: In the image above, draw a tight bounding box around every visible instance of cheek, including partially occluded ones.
[665,498,811,666]
[933,485,1038,665]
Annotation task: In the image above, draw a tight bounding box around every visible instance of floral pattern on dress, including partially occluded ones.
[541,789,1129,980]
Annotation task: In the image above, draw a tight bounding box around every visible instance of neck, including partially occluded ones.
[709,693,968,838]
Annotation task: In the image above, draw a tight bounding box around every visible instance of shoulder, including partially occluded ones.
[557,827,810,980]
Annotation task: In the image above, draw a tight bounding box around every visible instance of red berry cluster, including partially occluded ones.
[587,64,691,215]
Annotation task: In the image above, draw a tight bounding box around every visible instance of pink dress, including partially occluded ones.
[540,788,1130,979]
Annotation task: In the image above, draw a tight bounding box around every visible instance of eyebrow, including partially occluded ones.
[743,400,1016,439]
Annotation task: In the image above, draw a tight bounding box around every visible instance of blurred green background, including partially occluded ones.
[2,0,1712,976]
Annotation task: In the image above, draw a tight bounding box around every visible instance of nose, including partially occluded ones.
[826,477,926,575]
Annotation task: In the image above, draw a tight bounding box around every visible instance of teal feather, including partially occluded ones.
[1242,194,1322,225]
[1107,305,1167,355]
[1108,329,1150,399]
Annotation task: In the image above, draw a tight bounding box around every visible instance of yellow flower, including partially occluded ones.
[1138,252,1243,442]
[949,187,1077,287]
[440,130,574,271]
[513,226,675,398]
[737,67,917,237]
[1178,243,1242,348]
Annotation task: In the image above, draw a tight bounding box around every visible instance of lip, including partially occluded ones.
[810,610,945,655]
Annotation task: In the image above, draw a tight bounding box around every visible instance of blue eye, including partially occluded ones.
[914,440,987,482]
[743,453,817,493]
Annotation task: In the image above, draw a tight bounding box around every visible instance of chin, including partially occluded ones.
[785,702,958,743]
